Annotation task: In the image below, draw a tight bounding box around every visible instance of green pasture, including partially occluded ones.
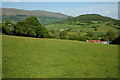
[71,28,95,32]
[46,24,79,29]
[97,25,118,32]
[46,23,118,34]
[2,35,118,78]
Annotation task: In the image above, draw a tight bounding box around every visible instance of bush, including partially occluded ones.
[68,35,78,40]
[78,36,92,41]
[60,36,67,39]
[103,30,117,41]
[78,36,87,41]
[92,36,99,40]
[87,31,95,37]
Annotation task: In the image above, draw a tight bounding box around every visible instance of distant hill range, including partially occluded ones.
[1,8,72,24]
[1,8,119,25]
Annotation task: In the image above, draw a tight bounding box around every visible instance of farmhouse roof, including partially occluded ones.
[87,40,104,42]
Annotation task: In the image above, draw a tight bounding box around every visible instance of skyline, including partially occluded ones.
[2,2,118,19]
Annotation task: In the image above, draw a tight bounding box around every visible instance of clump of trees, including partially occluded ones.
[101,30,117,41]
[49,29,100,41]
[100,30,120,44]
[2,16,50,38]
[110,30,120,45]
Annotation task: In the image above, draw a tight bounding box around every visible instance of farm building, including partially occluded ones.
[86,40,111,44]
[59,28,69,31]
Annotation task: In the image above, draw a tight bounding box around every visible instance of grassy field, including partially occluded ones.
[0,34,2,79]
[2,35,118,78]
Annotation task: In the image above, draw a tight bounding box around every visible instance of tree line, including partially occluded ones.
[2,16,50,38]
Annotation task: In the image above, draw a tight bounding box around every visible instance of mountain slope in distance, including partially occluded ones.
[1,8,72,24]
[1,8,71,18]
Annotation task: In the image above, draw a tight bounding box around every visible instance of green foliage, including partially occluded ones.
[36,25,49,38]
[24,16,40,26]
[94,28,98,31]
[59,31,68,39]
[92,35,99,40]
[60,31,68,36]
[26,28,36,37]
[2,21,15,35]
[111,30,120,44]
[101,30,117,41]
[78,36,90,41]
[87,31,95,37]
[105,30,117,41]
[0,23,2,33]
[112,20,120,26]
[2,16,49,38]
[111,36,120,45]
[68,34,78,40]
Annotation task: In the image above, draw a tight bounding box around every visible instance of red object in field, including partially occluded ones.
[87,40,103,43]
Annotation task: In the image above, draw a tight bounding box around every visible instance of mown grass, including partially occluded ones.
[2,35,118,78]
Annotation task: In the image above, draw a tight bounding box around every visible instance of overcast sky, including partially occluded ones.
[1,1,119,19]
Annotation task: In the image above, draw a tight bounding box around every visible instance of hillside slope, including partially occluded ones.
[1,8,72,24]
[1,8,71,18]
[55,14,118,24]
[2,35,118,78]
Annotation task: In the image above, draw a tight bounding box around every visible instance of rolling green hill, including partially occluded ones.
[55,14,118,24]
[1,8,72,24]
[46,14,120,38]
[2,35,118,78]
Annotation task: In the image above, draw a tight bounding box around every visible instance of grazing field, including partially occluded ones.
[2,35,118,78]
[46,23,118,37]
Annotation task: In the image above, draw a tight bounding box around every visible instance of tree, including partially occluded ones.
[94,28,98,31]
[26,28,36,37]
[0,23,2,33]
[105,30,116,41]
[111,36,120,45]
[60,31,68,39]
[60,31,68,36]
[78,36,88,41]
[23,16,49,38]
[87,31,95,37]
[68,34,78,40]
[101,30,117,41]
[2,21,15,35]
[24,16,40,27]
[92,35,99,40]
[110,30,120,44]
[36,24,49,38]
